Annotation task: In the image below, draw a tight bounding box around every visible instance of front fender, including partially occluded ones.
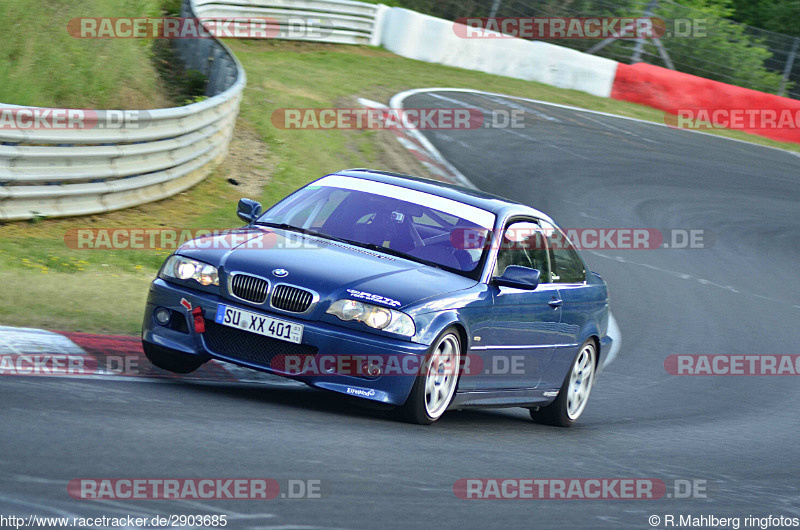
[577,321,602,366]
[576,308,615,372]
[413,310,468,349]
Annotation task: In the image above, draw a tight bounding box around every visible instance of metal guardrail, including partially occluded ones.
[0,0,246,221]
[192,0,386,46]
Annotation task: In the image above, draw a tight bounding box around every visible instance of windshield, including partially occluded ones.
[257,175,495,277]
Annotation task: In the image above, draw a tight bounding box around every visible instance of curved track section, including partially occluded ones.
[2,90,799,528]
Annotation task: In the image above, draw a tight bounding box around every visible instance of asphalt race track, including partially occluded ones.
[2,90,800,528]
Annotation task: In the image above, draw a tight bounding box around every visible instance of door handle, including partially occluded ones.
[548,298,563,308]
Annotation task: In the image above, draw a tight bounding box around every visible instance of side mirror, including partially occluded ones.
[494,265,540,290]
[237,198,262,223]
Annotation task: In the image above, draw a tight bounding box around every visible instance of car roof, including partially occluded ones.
[332,169,554,224]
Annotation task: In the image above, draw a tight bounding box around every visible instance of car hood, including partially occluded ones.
[176,227,477,309]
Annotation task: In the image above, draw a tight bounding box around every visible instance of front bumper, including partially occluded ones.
[142,279,426,406]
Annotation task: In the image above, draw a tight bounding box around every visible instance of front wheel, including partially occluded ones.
[143,342,207,374]
[398,327,462,425]
[530,339,597,427]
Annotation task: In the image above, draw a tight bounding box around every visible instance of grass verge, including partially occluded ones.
[0,0,174,109]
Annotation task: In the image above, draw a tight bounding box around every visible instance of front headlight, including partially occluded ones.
[160,255,219,288]
[327,299,416,337]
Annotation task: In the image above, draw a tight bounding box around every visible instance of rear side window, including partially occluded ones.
[541,221,586,283]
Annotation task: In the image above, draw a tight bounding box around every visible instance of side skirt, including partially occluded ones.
[450,387,560,408]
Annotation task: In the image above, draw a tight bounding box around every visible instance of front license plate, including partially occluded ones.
[215,304,303,344]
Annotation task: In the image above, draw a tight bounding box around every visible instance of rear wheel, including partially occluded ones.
[398,328,462,425]
[143,342,206,374]
[530,339,597,427]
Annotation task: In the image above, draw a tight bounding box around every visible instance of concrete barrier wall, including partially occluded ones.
[380,8,619,98]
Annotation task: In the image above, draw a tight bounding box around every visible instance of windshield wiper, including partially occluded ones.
[254,221,302,232]
[255,222,357,246]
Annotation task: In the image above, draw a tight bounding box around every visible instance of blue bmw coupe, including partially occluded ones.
[142,169,612,425]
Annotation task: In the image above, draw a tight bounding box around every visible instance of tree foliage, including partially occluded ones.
[730,0,800,36]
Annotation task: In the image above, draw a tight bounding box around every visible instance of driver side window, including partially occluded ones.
[494,221,551,281]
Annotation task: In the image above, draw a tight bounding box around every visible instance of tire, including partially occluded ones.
[143,341,207,374]
[530,339,597,427]
[398,327,462,425]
